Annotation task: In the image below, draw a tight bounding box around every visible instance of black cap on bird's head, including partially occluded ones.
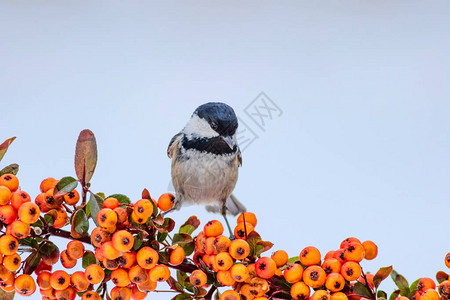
[194,102,238,137]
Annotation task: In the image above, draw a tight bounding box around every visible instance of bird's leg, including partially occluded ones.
[221,202,235,240]
[161,207,176,216]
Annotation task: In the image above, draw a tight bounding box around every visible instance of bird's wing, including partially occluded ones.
[237,146,242,167]
[167,133,183,158]
[205,194,246,216]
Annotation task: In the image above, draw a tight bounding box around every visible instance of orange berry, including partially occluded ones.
[11,190,31,209]
[291,281,311,300]
[0,174,19,192]
[230,263,249,282]
[157,193,175,212]
[64,189,80,205]
[444,253,450,269]
[82,291,102,300]
[190,269,207,287]
[341,261,361,281]
[102,241,121,260]
[97,208,118,227]
[229,239,250,260]
[50,270,71,291]
[284,263,304,283]
[111,286,132,300]
[131,211,148,224]
[300,246,321,266]
[131,285,147,300]
[137,276,157,292]
[17,202,40,224]
[169,245,185,266]
[71,271,89,291]
[0,234,18,255]
[417,278,436,295]
[237,212,257,227]
[149,264,170,282]
[333,249,346,264]
[55,287,76,300]
[234,222,254,240]
[44,188,63,209]
[40,177,58,193]
[128,265,148,284]
[325,250,336,260]
[195,231,206,253]
[91,226,111,247]
[303,265,327,288]
[220,290,240,300]
[103,197,120,209]
[322,258,342,275]
[3,253,21,271]
[217,270,236,286]
[52,207,68,229]
[362,240,378,260]
[0,186,12,206]
[114,206,129,225]
[330,292,349,300]
[326,273,346,292]
[112,230,135,252]
[9,219,31,239]
[136,246,159,269]
[215,252,234,271]
[439,281,450,298]
[111,268,131,287]
[14,274,36,296]
[213,235,231,253]
[37,270,52,290]
[0,205,16,224]
[271,250,289,267]
[311,290,330,300]
[67,240,85,260]
[343,242,365,262]
[85,264,105,284]
[204,236,216,255]
[340,237,361,249]
[133,199,153,219]
[255,257,277,279]
[118,251,137,269]
[204,220,224,237]
[60,250,77,269]
[35,192,51,213]
[421,289,440,300]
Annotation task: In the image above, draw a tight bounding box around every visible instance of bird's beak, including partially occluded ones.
[222,136,235,149]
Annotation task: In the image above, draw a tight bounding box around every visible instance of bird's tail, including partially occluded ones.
[205,193,246,216]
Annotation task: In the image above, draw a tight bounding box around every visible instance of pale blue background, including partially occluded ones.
[1,1,450,299]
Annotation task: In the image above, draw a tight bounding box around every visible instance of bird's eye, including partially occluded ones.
[210,121,218,130]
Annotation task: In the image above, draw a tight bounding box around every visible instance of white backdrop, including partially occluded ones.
[1,1,450,299]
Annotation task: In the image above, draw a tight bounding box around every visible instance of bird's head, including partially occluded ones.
[183,102,238,149]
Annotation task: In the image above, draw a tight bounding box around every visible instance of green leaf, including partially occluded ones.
[391,270,409,296]
[409,278,420,297]
[353,281,373,299]
[0,287,15,300]
[133,236,143,251]
[172,233,193,245]
[0,137,16,162]
[177,270,188,288]
[179,224,196,235]
[44,209,59,226]
[389,290,401,300]
[82,251,97,268]
[180,241,195,257]
[180,216,200,232]
[23,251,41,275]
[88,193,104,226]
[374,266,393,289]
[287,256,299,265]
[85,202,91,218]
[157,232,168,243]
[246,231,262,257]
[0,164,19,176]
[72,209,89,235]
[378,290,388,299]
[437,271,449,284]
[108,194,131,204]
[53,176,78,198]
[31,218,44,229]
[75,129,97,184]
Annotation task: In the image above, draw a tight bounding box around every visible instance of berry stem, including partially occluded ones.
[47,226,92,245]
[205,285,217,300]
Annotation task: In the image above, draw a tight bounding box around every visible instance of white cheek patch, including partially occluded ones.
[183,114,219,138]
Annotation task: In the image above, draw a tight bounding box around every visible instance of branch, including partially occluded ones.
[47,227,92,245]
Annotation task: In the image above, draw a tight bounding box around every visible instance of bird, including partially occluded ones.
[166,102,246,235]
